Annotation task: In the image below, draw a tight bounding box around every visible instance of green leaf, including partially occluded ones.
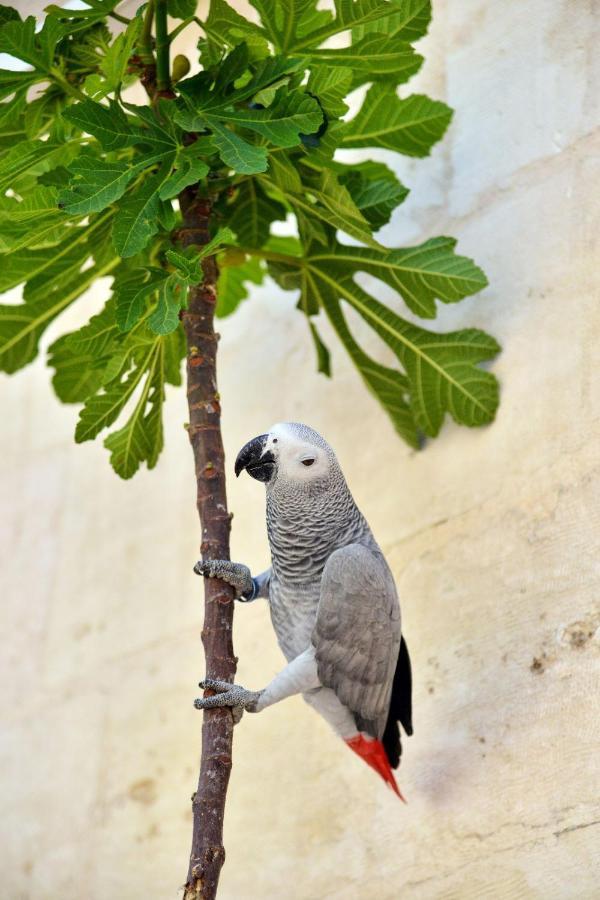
[319,0,420,43]
[307,236,488,318]
[249,0,332,52]
[0,212,111,293]
[308,320,331,376]
[335,160,409,229]
[175,52,316,169]
[165,249,201,282]
[103,381,161,478]
[306,66,351,118]
[167,0,198,18]
[73,325,183,477]
[62,99,138,150]
[263,166,380,249]
[67,295,120,357]
[24,215,114,307]
[0,14,64,71]
[75,370,140,443]
[148,275,186,335]
[0,253,118,373]
[293,238,499,437]
[112,184,160,257]
[114,273,164,332]
[352,0,431,43]
[158,151,209,201]
[45,1,123,24]
[84,16,142,98]
[264,149,302,193]
[48,333,108,403]
[0,139,76,193]
[58,156,135,215]
[112,160,175,257]
[0,6,20,26]
[22,88,65,140]
[167,228,236,279]
[141,230,239,334]
[124,101,180,151]
[211,123,268,174]
[320,296,418,445]
[309,35,422,86]
[216,253,264,317]
[103,329,184,478]
[0,67,43,102]
[205,90,323,148]
[0,185,60,222]
[226,180,286,248]
[75,332,157,443]
[341,86,452,157]
[252,0,421,53]
[200,0,268,67]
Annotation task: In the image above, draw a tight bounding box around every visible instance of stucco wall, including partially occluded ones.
[2,2,599,898]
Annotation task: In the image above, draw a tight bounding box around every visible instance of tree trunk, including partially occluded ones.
[179,190,237,900]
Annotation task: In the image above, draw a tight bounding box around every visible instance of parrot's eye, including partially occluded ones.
[301,458,315,467]
[272,438,278,443]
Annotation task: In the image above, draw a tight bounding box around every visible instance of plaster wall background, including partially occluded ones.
[1,1,599,898]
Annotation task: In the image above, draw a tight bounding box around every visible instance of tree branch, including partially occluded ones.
[179,189,237,900]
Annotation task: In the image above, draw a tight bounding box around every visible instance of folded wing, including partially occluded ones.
[312,543,401,739]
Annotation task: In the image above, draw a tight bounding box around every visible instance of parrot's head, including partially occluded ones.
[234,423,333,487]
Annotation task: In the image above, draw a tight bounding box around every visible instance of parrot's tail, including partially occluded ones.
[345,734,407,803]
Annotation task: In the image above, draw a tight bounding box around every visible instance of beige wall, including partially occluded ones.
[2,1,600,898]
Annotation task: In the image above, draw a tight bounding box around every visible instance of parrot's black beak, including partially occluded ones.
[234,434,275,482]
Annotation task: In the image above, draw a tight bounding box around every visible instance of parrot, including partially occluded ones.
[193,422,413,798]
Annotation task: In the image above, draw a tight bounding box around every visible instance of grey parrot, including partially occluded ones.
[194,423,412,798]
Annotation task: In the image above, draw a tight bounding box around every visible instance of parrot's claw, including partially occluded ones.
[194,680,262,713]
[198,678,234,693]
[193,559,254,599]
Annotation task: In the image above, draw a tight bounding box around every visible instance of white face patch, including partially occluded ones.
[267,423,330,483]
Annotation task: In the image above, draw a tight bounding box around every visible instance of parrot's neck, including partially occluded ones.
[266,474,374,583]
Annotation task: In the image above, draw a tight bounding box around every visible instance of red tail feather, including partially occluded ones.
[345,734,407,802]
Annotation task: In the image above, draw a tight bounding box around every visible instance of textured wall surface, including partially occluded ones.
[1,2,599,898]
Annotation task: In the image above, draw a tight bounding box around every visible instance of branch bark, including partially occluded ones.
[179,189,237,900]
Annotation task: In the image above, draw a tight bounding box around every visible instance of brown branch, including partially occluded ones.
[133,26,235,895]
[179,188,237,900]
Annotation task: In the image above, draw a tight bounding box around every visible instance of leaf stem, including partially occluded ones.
[154,0,171,94]
[168,16,204,43]
[85,0,131,23]
[109,10,131,25]
[49,68,88,102]
[237,247,301,265]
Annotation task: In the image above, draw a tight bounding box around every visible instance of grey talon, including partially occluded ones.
[193,683,262,712]
[193,559,253,598]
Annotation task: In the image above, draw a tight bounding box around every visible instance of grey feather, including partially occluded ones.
[312,544,401,739]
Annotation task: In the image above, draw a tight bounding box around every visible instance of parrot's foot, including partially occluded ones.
[195,679,262,715]
[193,559,255,600]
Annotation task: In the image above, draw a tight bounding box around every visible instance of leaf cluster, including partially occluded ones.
[0,0,500,477]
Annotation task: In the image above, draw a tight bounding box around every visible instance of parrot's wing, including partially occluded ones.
[312,543,401,740]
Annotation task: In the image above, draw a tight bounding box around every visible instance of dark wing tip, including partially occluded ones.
[382,635,414,768]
